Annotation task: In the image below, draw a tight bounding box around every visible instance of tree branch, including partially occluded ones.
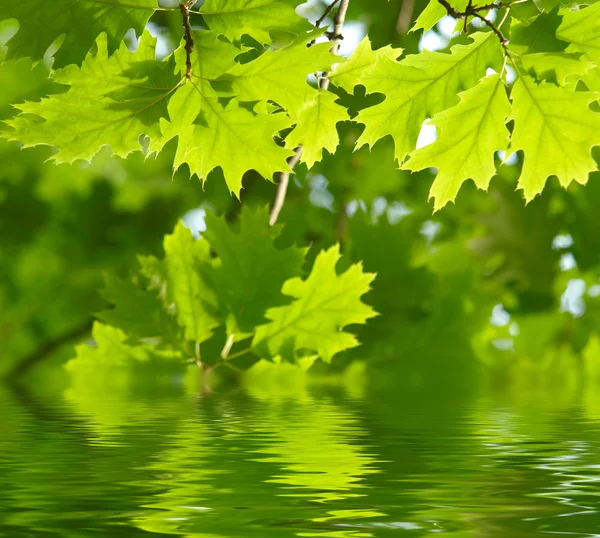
[396,0,415,34]
[269,147,303,226]
[315,0,341,28]
[269,0,351,226]
[319,0,350,91]
[179,1,195,78]
[4,320,94,382]
[436,0,507,48]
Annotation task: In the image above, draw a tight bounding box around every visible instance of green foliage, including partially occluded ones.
[198,0,312,43]
[354,32,504,164]
[5,32,179,163]
[83,209,374,369]
[2,0,600,386]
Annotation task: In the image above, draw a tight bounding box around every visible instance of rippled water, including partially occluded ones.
[2,382,600,537]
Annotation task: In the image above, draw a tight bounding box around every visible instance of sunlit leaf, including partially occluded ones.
[404,74,511,210]
[510,76,600,200]
[253,245,377,363]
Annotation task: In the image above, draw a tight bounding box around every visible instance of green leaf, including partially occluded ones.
[252,245,376,363]
[170,98,295,196]
[198,0,311,44]
[328,37,401,94]
[0,0,159,67]
[411,0,448,34]
[533,0,587,11]
[285,91,349,168]
[522,52,596,85]
[410,0,473,34]
[403,74,511,210]
[67,322,180,369]
[150,29,240,150]
[97,273,178,342]
[509,10,569,55]
[355,32,503,164]
[510,76,600,201]
[557,3,600,61]
[202,207,305,335]
[222,30,337,119]
[0,59,57,121]
[164,223,219,344]
[4,32,179,163]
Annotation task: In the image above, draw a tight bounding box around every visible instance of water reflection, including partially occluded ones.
[2,382,600,537]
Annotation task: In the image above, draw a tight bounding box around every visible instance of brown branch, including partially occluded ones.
[436,0,507,48]
[4,320,94,381]
[319,0,350,90]
[464,0,473,32]
[472,2,504,11]
[315,0,341,28]
[473,12,508,45]
[179,1,195,78]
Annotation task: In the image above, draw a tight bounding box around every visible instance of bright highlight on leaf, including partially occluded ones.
[510,77,600,201]
[404,74,511,211]
[171,99,295,196]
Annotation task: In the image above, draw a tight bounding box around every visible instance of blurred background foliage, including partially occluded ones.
[2,0,600,396]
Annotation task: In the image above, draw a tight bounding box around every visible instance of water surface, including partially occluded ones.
[2,382,600,537]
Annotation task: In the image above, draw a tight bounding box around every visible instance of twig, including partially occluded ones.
[396,0,415,34]
[315,0,341,28]
[436,0,507,48]
[320,0,350,90]
[179,1,195,78]
[473,12,508,46]
[221,333,235,359]
[437,0,463,18]
[4,320,93,381]
[464,0,473,32]
[222,346,252,361]
[269,147,303,226]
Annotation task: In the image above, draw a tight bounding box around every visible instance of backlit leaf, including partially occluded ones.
[285,91,349,168]
[355,32,503,164]
[404,74,511,210]
[252,245,377,363]
[510,76,600,200]
[0,0,160,67]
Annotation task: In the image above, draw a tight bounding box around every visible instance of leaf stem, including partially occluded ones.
[223,347,253,361]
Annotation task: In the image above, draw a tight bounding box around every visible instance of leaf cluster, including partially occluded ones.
[90,208,375,369]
